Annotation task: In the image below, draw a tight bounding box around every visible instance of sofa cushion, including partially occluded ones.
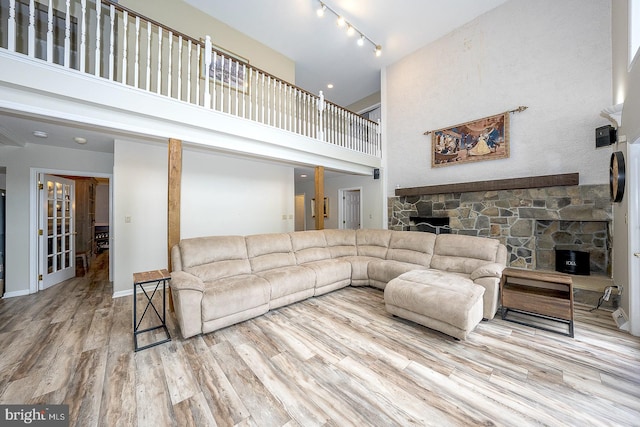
[201,274,270,321]
[300,259,352,295]
[290,230,332,264]
[368,260,428,289]
[356,229,391,258]
[324,229,357,258]
[180,236,251,281]
[246,233,296,273]
[430,234,501,274]
[386,231,436,265]
[256,266,315,300]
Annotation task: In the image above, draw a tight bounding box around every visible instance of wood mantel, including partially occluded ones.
[395,173,579,197]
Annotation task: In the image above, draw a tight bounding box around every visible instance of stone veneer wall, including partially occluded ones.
[389,184,612,271]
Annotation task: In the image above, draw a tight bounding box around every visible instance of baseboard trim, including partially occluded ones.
[2,289,30,298]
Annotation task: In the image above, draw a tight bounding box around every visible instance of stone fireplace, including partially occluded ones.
[390,177,612,276]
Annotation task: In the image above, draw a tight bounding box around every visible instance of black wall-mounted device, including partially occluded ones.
[596,125,616,148]
[373,168,380,179]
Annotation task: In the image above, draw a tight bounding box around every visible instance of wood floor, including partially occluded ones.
[1,253,639,426]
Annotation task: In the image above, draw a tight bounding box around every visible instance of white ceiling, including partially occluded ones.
[183,0,509,106]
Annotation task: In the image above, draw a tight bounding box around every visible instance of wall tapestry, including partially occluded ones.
[426,107,526,168]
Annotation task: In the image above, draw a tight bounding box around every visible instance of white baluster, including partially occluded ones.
[94,0,101,75]
[227,57,232,113]
[261,73,265,123]
[248,68,254,120]
[108,5,115,80]
[278,81,282,129]
[234,59,239,116]
[80,0,86,72]
[134,17,140,87]
[8,0,16,52]
[121,11,128,85]
[241,63,246,118]
[167,31,173,97]
[204,36,211,108]
[195,43,201,106]
[28,0,35,57]
[186,40,192,104]
[47,0,53,62]
[214,52,219,110]
[145,22,151,91]
[64,0,71,67]
[156,27,162,94]
[177,36,183,101]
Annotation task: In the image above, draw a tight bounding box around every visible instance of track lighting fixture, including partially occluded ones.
[315,0,381,57]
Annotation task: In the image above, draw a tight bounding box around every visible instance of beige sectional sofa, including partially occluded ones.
[170,229,507,339]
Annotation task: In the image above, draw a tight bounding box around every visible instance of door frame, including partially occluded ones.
[338,186,363,230]
[29,167,113,293]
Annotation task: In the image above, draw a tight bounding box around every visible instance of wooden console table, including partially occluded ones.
[500,267,574,337]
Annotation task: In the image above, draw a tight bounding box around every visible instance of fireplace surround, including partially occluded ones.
[390,177,612,275]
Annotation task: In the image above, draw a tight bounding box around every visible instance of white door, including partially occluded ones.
[39,174,75,290]
[342,189,361,229]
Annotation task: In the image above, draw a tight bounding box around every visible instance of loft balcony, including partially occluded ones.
[0,0,381,173]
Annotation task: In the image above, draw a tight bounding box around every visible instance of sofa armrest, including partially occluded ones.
[470,262,505,280]
[170,271,204,338]
[171,271,205,292]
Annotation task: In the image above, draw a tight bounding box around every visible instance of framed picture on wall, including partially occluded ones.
[200,42,249,92]
[311,197,328,218]
[430,111,510,167]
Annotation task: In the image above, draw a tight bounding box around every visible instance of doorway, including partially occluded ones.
[294,194,306,231]
[31,169,112,293]
[339,187,362,230]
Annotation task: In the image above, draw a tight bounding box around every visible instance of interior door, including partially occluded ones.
[342,189,361,229]
[39,174,75,290]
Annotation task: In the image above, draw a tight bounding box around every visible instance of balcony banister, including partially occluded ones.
[1,0,381,158]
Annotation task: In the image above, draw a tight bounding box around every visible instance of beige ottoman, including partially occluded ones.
[384,270,485,340]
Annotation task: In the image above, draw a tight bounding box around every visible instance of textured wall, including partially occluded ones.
[384,0,612,196]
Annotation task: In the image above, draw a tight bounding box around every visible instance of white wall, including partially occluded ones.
[384,0,612,195]
[181,147,295,238]
[295,172,384,230]
[0,144,113,296]
[112,139,297,295]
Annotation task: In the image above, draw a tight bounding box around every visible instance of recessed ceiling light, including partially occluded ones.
[327,83,334,89]
[74,137,87,144]
[300,174,308,178]
[33,130,48,138]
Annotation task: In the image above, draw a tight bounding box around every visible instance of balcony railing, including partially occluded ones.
[0,0,381,157]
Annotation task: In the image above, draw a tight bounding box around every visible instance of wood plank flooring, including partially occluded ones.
[1,252,639,426]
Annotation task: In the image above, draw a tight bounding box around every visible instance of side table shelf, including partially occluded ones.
[500,268,574,337]
[133,269,172,351]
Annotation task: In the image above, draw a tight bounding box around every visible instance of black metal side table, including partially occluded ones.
[133,269,172,351]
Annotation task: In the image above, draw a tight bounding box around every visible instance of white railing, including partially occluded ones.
[0,0,381,157]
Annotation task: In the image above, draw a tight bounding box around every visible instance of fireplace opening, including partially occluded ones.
[408,217,451,234]
[555,249,590,275]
